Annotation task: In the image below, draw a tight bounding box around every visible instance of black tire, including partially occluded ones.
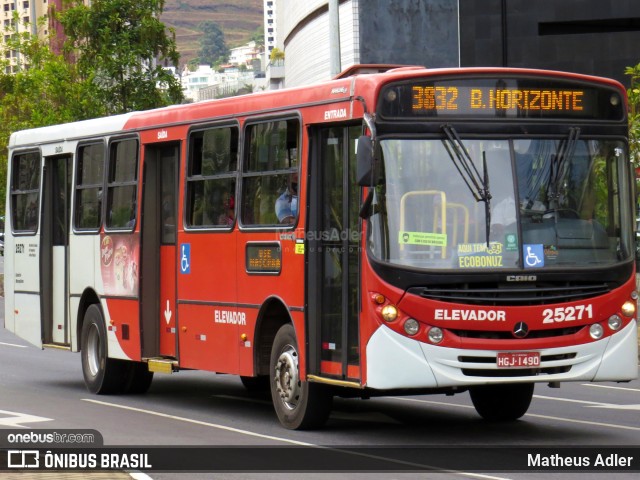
[470,383,534,421]
[240,375,269,392]
[270,324,332,430]
[80,304,129,394]
[123,362,154,394]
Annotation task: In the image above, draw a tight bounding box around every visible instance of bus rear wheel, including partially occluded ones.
[470,383,534,421]
[269,324,332,430]
[81,304,129,394]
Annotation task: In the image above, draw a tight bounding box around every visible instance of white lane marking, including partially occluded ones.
[584,404,640,411]
[0,341,27,348]
[390,397,475,409]
[390,397,640,431]
[533,394,608,406]
[535,395,640,411]
[0,410,53,428]
[82,398,511,480]
[82,398,312,446]
[526,413,640,430]
[581,383,640,393]
[214,395,401,424]
[128,473,154,480]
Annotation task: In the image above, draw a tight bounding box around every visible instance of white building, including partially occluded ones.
[181,64,266,103]
[276,0,360,88]
[228,41,261,68]
[181,65,217,102]
[273,0,460,88]
[264,0,278,58]
[2,0,55,73]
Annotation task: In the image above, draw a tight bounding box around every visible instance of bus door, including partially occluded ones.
[41,154,72,345]
[308,125,361,381]
[140,142,180,358]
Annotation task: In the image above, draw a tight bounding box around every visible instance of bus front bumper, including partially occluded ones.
[365,320,638,390]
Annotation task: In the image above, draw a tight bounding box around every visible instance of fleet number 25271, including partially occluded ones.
[542,304,593,324]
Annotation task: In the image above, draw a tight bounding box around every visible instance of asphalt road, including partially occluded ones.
[0,294,638,480]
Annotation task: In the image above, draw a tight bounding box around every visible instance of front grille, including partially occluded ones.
[450,325,583,340]
[408,281,611,306]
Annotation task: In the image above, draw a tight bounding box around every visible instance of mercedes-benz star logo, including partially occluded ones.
[513,322,529,338]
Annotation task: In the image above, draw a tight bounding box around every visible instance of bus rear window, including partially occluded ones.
[11,151,41,233]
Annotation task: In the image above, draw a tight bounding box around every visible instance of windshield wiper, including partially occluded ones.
[441,125,492,246]
[548,127,580,213]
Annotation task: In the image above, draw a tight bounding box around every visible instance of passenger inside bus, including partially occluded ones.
[275,172,298,224]
[218,193,235,226]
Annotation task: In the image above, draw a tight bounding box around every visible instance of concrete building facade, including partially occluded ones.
[264,0,278,58]
[277,0,640,88]
[1,0,51,73]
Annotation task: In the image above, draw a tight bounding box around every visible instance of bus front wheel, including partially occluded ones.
[470,383,534,421]
[269,324,332,429]
[81,304,129,394]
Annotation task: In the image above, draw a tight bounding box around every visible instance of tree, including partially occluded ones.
[0,16,106,216]
[251,25,264,51]
[199,21,228,66]
[270,47,284,65]
[60,0,183,114]
[0,3,185,216]
[625,63,640,173]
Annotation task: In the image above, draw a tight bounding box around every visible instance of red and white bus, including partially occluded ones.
[4,65,638,429]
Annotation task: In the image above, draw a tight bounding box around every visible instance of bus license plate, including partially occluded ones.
[496,352,540,368]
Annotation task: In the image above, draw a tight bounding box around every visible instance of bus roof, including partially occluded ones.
[7,66,626,149]
[9,112,136,148]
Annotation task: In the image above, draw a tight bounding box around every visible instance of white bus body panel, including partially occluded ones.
[7,234,43,347]
[13,294,43,347]
[68,235,98,351]
[365,321,638,389]
[51,246,67,344]
[5,114,134,350]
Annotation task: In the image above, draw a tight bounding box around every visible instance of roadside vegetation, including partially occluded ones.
[0,0,183,215]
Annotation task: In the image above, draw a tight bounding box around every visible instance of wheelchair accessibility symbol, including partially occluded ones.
[523,244,544,268]
[180,243,191,274]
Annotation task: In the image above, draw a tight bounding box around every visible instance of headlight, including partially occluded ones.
[608,315,622,331]
[428,327,444,344]
[404,318,419,336]
[621,301,636,317]
[589,324,604,340]
[381,305,398,322]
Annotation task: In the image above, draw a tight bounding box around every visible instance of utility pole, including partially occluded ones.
[329,0,341,77]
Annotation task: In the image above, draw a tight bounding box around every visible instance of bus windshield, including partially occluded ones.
[368,137,631,271]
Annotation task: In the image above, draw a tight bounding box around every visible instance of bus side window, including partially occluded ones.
[186,125,239,229]
[106,138,138,230]
[75,143,105,231]
[241,118,299,227]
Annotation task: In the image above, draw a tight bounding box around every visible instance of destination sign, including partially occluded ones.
[246,243,281,274]
[379,77,624,120]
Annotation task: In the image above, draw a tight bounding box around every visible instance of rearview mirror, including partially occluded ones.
[356,135,379,186]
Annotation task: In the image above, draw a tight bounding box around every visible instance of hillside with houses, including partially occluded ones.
[161,0,263,67]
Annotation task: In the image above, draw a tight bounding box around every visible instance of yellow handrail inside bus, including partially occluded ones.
[399,190,447,259]
[446,202,470,245]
